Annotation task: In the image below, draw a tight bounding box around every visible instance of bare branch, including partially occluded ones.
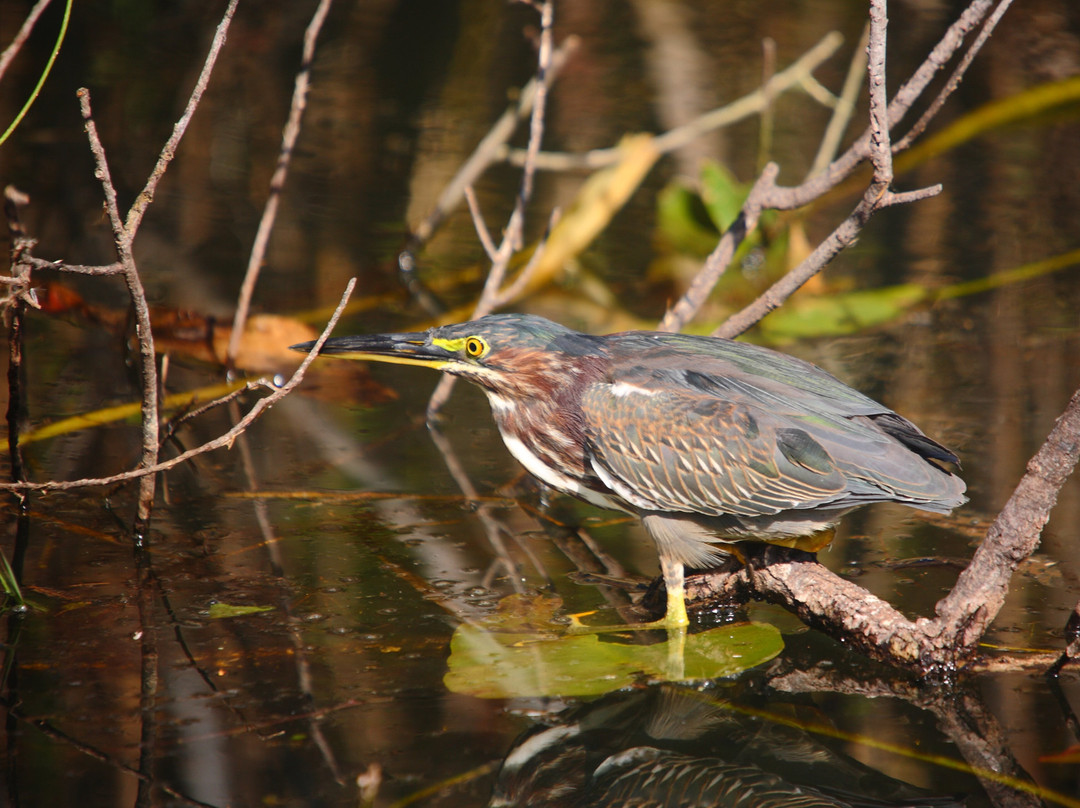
[0,0,53,82]
[759,0,998,212]
[78,88,159,529]
[865,0,893,188]
[426,0,555,417]
[934,385,1080,654]
[664,0,1005,335]
[124,0,239,238]
[227,0,333,365]
[893,0,1015,151]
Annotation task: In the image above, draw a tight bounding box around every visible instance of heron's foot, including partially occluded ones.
[565,587,690,634]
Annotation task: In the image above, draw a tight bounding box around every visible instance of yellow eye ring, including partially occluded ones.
[464,336,488,358]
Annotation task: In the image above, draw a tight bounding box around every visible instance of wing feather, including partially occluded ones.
[582,383,847,518]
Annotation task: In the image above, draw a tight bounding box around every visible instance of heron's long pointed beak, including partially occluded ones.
[289,332,455,370]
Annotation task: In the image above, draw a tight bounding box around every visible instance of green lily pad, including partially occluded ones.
[207,602,273,619]
[444,618,783,699]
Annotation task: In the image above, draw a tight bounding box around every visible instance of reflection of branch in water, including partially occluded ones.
[427,421,545,595]
[767,664,1053,808]
[529,502,650,625]
[0,279,357,494]
[229,397,345,785]
[1047,601,1080,677]
[0,700,217,808]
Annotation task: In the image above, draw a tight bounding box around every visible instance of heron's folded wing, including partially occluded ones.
[581,384,848,518]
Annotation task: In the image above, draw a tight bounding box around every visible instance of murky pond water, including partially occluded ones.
[2,1,1080,806]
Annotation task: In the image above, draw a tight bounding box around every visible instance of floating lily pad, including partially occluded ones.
[207,602,273,619]
[444,605,783,699]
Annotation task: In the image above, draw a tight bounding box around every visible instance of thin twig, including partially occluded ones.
[124,0,239,238]
[78,87,159,530]
[227,0,333,365]
[893,0,1015,151]
[1,703,218,807]
[0,279,356,493]
[0,0,53,82]
[808,24,868,179]
[463,185,498,260]
[18,257,124,275]
[501,31,844,171]
[426,0,555,417]
[407,34,579,249]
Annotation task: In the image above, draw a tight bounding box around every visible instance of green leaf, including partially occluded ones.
[207,602,273,619]
[700,161,749,232]
[757,284,930,344]
[656,181,721,256]
[21,378,250,445]
[444,619,783,699]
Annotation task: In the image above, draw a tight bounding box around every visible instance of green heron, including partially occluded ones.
[292,314,965,628]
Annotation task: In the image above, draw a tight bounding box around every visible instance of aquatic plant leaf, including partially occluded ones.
[19,379,250,445]
[756,284,929,344]
[656,182,722,256]
[207,602,273,619]
[896,75,1080,175]
[700,160,749,232]
[444,620,783,699]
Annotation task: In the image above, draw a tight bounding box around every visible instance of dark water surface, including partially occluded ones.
[1,1,1080,806]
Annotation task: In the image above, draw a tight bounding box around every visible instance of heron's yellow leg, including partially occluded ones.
[566,558,689,633]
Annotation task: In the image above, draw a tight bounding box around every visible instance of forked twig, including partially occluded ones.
[660,0,1007,335]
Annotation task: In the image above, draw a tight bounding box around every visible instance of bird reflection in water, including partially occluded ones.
[488,685,964,808]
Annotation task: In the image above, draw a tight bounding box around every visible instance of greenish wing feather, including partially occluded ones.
[581,384,849,518]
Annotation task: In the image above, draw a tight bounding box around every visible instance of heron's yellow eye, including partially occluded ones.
[464,336,488,358]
